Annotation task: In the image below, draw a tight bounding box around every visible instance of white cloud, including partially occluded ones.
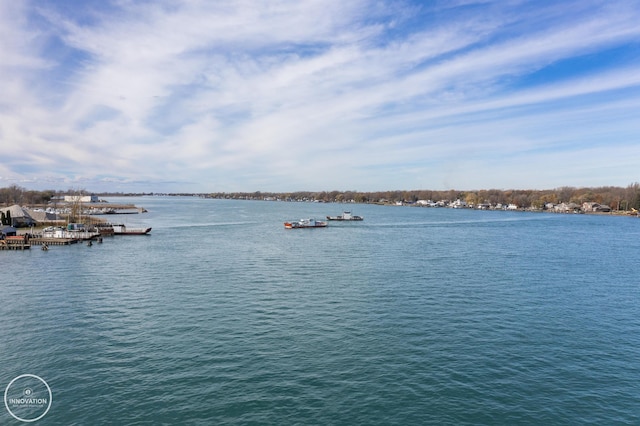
[1,0,639,191]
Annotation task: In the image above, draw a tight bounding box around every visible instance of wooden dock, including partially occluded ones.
[29,237,79,246]
[0,236,31,250]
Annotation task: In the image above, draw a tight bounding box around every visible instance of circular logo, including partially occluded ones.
[4,374,52,422]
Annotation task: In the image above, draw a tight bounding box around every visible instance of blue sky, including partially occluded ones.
[1,0,639,193]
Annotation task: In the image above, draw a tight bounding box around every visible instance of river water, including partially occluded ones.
[2,196,639,425]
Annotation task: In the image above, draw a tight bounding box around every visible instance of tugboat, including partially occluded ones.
[326,211,363,221]
[284,218,328,229]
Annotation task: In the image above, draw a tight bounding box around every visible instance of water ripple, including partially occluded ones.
[1,198,639,424]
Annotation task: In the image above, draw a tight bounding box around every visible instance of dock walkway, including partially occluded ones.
[0,236,31,250]
[29,237,78,246]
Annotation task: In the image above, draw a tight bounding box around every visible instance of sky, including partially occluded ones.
[1,0,639,193]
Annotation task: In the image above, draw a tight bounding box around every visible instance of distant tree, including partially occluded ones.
[0,184,23,205]
[354,193,368,203]
[537,192,557,208]
[343,191,356,202]
[465,192,478,206]
[569,194,582,204]
[402,191,417,202]
[557,186,576,203]
[629,183,640,211]
[530,198,544,210]
[484,189,503,205]
[317,191,330,202]
[514,193,531,208]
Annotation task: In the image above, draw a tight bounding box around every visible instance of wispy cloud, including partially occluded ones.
[1,0,639,191]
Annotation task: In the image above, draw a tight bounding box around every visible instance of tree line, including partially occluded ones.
[207,183,640,210]
[0,185,56,206]
[2,183,640,211]
[0,186,95,206]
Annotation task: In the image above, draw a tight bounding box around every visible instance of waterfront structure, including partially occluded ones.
[64,194,99,203]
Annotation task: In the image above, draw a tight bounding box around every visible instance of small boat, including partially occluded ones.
[112,224,152,235]
[326,211,363,221]
[284,218,328,229]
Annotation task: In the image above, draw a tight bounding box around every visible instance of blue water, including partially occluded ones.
[2,197,640,425]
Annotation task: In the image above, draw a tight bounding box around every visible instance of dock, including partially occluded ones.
[0,236,31,250]
[29,237,79,246]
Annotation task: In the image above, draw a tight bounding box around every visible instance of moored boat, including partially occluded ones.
[42,225,100,240]
[94,223,115,236]
[326,211,363,221]
[112,224,152,235]
[284,218,328,229]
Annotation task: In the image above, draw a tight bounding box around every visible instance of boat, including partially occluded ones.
[112,224,152,235]
[284,218,328,229]
[326,211,363,221]
[42,225,100,241]
[94,223,115,236]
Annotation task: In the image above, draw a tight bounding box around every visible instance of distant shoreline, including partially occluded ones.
[92,186,640,215]
[3,185,640,222]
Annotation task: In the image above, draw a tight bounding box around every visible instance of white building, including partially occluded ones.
[64,194,99,203]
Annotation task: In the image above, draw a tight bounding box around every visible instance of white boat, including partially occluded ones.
[42,226,100,240]
[112,224,152,235]
[326,211,363,221]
